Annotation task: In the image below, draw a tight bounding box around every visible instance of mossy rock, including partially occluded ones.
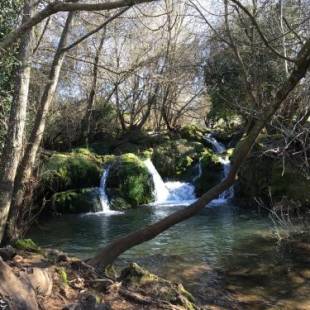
[51,188,101,214]
[41,150,103,194]
[152,139,205,179]
[15,239,41,253]
[119,263,197,310]
[271,162,310,205]
[236,154,274,203]
[236,153,310,206]
[194,149,223,196]
[179,124,205,143]
[106,153,153,209]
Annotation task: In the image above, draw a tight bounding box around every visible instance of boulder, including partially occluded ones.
[106,154,153,210]
[119,263,197,310]
[41,149,103,195]
[152,139,205,179]
[51,188,102,214]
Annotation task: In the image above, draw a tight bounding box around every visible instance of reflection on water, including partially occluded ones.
[29,204,310,309]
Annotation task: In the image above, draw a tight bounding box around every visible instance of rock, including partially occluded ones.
[236,150,310,206]
[119,263,197,310]
[0,245,16,261]
[193,149,223,196]
[152,139,205,179]
[179,124,206,143]
[106,153,154,210]
[25,268,53,296]
[63,294,111,310]
[15,239,41,253]
[57,254,69,263]
[51,188,102,214]
[0,257,39,309]
[40,150,103,195]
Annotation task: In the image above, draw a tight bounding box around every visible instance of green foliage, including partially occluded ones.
[107,153,153,209]
[0,0,22,153]
[15,239,41,253]
[51,188,101,214]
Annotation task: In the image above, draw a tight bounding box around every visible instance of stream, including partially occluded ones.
[29,136,310,309]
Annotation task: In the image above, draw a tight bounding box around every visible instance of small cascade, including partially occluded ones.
[205,134,234,201]
[144,159,170,202]
[192,159,202,183]
[144,159,196,206]
[98,166,122,215]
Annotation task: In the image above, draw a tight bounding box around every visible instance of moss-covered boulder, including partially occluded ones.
[119,263,197,310]
[51,188,102,214]
[271,162,310,205]
[15,239,41,253]
[152,139,205,179]
[236,154,310,206]
[194,149,223,196]
[179,124,206,143]
[41,149,104,194]
[106,154,153,210]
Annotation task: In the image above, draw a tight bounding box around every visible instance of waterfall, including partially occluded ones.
[192,159,202,183]
[144,159,170,202]
[98,166,122,215]
[205,134,234,201]
[144,159,196,206]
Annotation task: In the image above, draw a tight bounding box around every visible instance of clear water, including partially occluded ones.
[29,203,310,309]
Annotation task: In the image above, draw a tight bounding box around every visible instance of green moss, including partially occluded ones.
[51,188,101,214]
[120,263,159,285]
[179,124,205,142]
[41,151,103,194]
[152,139,205,179]
[271,163,310,205]
[106,154,153,209]
[57,267,68,286]
[194,149,223,196]
[15,239,41,253]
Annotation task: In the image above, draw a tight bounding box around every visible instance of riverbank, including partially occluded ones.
[0,243,200,310]
[28,204,310,309]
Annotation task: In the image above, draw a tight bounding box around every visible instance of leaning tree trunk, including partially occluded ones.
[5,13,74,242]
[0,0,35,243]
[88,39,310,270]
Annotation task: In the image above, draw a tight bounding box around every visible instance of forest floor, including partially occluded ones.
[0,245,204,310]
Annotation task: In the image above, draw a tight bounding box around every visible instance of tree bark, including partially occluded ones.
[81,30,106,145]
[88,38,310,270]
[5,12,75,242]
[0,0,35,243]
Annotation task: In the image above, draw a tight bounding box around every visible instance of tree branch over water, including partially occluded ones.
[88,37,310,269]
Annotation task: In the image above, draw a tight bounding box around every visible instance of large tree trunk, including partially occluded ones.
[5,13,74,242]
[0,0,35,243]
[81,30,105,145]
[88,38,310,270]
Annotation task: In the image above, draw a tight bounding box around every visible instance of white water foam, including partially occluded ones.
[144,159,196,206]
[205,134,234,205]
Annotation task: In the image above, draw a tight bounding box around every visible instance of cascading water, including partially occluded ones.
[205,134,234,202]
[144,159,170,202]
[97,166,122,215]
[144,159,196,206]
